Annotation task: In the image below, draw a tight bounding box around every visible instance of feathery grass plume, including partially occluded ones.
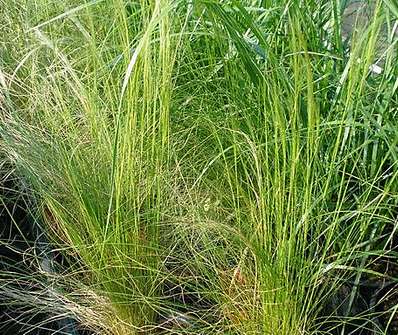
[0,0,397,334]
[163,0,397,333]
[1,0,183,332]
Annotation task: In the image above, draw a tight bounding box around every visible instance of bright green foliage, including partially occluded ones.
[0,1,397,334]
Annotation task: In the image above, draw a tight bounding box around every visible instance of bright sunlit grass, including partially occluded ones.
[0,1,397,334]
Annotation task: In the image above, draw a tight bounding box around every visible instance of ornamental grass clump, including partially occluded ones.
[0,0,397,334]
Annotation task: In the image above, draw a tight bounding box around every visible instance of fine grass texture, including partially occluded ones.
[1,0,397,334]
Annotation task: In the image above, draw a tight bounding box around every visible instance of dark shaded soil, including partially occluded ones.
[320,235,398,334]
[0,168,89,335]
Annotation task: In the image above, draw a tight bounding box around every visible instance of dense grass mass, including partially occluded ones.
[0,0,397,334]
